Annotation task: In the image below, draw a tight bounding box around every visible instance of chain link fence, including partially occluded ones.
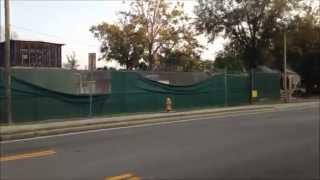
[0,68,280,123]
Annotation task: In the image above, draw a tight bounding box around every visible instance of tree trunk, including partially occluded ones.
[148,45,154,71]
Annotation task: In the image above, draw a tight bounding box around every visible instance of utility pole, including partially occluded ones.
[88,53,96,117]
[249,58,255,105]
[0,0,2,42]
[1,0,2,41]
[283,31,288,103]
[5,0,12,123]
[224,68,228,107]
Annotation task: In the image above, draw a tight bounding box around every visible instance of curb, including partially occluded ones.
[0,106,275,141]
[1,101,318,141]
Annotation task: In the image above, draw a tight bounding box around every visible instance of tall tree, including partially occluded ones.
[160,28,203,71]
[122,0,201,70]
[194,0,302,69]
[163,50,202,72]
[214,51,245,72]
[90,18,146,70]
[271,9,320,93]
[64,52,79,70]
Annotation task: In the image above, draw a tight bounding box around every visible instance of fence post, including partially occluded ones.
[250,69,255,104]
[89,80,93,117]
[224,69,228,107]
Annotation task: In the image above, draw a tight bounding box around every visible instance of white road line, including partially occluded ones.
[0,110,274,144]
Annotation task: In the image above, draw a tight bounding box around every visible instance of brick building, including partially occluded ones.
[0,40,64,68]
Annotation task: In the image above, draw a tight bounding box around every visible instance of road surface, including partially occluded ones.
[0,105,319,180]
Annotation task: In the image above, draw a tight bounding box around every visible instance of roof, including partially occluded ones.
[0,39,64,46]
[257,65,300,76]
[256,66,278,73]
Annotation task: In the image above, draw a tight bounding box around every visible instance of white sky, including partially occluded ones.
[0,0,226,69]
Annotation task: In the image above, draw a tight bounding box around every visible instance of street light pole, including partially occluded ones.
[283,30,288,103]
[1,0,2,41]
[4,0,12,123]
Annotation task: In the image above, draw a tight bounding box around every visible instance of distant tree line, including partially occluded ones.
[91,0,320,93]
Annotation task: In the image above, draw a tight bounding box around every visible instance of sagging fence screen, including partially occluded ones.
[0,68,280,123]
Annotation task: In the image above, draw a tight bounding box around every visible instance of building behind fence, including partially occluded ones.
[0,40,64,68]
[0,68,280,123]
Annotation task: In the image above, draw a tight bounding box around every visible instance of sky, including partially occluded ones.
[0,0,226,69]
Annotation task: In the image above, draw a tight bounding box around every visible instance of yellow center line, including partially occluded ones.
[105,173,134,180]
[0,150,56,162]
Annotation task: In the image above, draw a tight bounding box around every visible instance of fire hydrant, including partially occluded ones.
[165,97,172,112]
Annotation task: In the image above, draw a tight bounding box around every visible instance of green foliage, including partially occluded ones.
[91,0,202,71]
[198,60,215,72]
[271,11,320,93]
[195,0,319,93]
[64,52,79,70]
[90,20,146,70]
[214,52,245,72]
[195,0,302,69]
[163,50,202,72]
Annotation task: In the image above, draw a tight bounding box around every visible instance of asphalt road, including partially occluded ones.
[0,105,319,180]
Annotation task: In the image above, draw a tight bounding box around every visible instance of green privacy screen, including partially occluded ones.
[0,69,280,123]
[254,72,281,100]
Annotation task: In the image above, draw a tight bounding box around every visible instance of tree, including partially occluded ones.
[214,51,245,72]
[160,26,204,71]
[163,50,202,72]
[64,52,79,70]
[90,18,146,70]
[271,10,320,93]
[91,0,202,71]
[194,0,302,70]
[199,60,215,72]
[122,0,202,70]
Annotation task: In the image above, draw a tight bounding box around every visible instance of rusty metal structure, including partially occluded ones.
[0,40,64,68]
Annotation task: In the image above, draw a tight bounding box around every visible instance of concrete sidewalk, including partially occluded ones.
[0,101,318,141]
